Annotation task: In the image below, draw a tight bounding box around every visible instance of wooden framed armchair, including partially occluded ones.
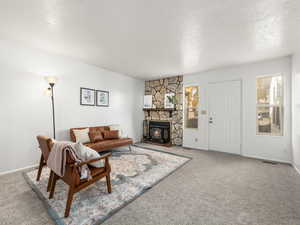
[37,136,112,217]
[36,136,55,192]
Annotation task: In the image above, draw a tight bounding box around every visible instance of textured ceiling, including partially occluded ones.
[0,0,299,79]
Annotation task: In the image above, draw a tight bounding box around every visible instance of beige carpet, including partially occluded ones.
[1,143,300,225]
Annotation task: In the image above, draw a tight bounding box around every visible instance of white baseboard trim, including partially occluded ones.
[182,145,208,151]
[182,147,292,164]
[0,164,38,177]
[242,154,292,164]
[293,164,300,175]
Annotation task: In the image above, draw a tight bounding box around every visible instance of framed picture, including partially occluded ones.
[164,93,175,109]
[96,90,109,107]
[143,95,153,108]
[80,88,95,106]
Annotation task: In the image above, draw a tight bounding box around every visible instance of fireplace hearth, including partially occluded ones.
[144,120,171,144]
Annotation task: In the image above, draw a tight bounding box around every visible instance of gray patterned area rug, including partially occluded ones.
[24,146,190,225]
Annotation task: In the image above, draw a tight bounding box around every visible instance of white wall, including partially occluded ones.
[183,57,292,163]
[292,52,300,171]
[0,40,144,174]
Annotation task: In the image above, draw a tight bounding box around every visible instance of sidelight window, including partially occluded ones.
[184,86,199,129]
[256,75,283,136]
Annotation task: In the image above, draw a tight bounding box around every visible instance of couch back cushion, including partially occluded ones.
[103,130,119,140]
[70,126,110,142]
[89,131,104,142]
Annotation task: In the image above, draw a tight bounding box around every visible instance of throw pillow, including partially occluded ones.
[109,124,128,138]
[73,128,90,144]
[103,130,119,140]
[74,143,104,168]
[89,131,103,143]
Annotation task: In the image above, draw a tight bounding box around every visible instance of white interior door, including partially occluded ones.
[208,80,241,154]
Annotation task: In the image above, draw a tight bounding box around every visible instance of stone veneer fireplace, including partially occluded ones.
[144,76,183,146]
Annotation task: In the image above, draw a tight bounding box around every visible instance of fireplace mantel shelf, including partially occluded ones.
[143,108,175,117]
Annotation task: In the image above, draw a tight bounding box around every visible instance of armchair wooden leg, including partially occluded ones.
[106,174,112,193]
[47,171,54,192]
[65,187,74,218]
[49,173,58,199]
[36,155,44,181]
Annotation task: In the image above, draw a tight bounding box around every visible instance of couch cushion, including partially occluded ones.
[86,138,133,151]
[70,126,110,142]
[103,130,119,140]
[90,126,109,133]
[109,124,128,138]
[89,131,104,143]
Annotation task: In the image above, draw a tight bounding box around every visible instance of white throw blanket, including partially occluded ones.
[47,141,92,180]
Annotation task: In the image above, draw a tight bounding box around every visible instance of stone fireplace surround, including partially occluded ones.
[144,76,183,146]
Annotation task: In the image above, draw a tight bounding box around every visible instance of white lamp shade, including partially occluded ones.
[45,76,57,84]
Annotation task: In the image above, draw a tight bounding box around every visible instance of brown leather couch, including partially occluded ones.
[70,126,133,152]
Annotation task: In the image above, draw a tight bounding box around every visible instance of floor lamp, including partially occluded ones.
[37,76,57,182]
[45,76,57,139]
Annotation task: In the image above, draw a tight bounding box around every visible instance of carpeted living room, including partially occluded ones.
[1,1,300,225]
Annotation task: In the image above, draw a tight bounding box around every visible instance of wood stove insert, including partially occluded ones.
[144,120,171,144]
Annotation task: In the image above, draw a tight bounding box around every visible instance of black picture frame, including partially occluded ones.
[80,87,95,106]
[96,90,109,107]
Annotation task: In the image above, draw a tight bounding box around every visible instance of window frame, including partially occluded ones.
[256,74,284,136]
[184,85,200,130]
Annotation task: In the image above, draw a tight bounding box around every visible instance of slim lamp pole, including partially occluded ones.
[45,76,57,139]
[49,83,56,139]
